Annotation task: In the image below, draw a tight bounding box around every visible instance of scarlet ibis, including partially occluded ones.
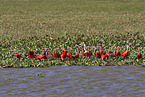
[81,48,85,58]
[61,44,68,56]
[66,46,72,59]
[40,48,47,59]
[75,48,79,59]
[71,55,76,60]
[53,49,60,58]
[26,47,36,58]
[15,53,22,59]
[137,47,142,59]
[116,46,121,57]
[99,46,105,55]
[101,49,108,60]
[35,55,42,61]
[61,44,68,61]
[108,47,113,54]
[69,52,75,60]
[105,49,109,59]
[70,48,79,60]
[105,53,109,59]
[42,48,46,55]
[84,46,92,57]
[61,54,67,61]
[27,47,34,55]
[108,47,116,57]
[26,47,42,60]
[101,55,106,60]
[96,49,101,58]
[126,46,130,57]
[40,55,47,60]
[121,46,130,59]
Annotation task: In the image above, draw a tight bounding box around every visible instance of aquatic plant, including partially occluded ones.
[0,0,145,67]
[35,74,45,77]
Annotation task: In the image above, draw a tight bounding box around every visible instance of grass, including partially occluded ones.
[0,0,145,68]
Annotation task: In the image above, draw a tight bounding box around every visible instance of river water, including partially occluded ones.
[0,66,145,97]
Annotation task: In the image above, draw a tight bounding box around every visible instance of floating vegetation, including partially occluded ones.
[35,74,45,77]
[7,78,13,82]
[0,0,145,67]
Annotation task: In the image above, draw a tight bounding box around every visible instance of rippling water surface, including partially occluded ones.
[1,66,145,97]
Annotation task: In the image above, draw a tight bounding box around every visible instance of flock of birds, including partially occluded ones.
[15,44,142,61]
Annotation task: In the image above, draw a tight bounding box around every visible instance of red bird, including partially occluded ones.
[85,51,92,57]
[101,53,109,60]
[105,53,109,59]
[61,53,67,61]
[61,44,68,61]
[99,46,105,55]
[108,48,116,57]
[116,46,121,57]
[26,47,36,58]
[121,46,130,59]
[70,48,79,60]
[85,46,92,57]
[81,48,85,58]
[42,48,46,55]
[47,52,53,56]
[27,47,34,55]
[96,49,101,58]
[75,48,79,59]
[40,55,47,59]
[101,55,106,60]
[66,46,71,59]
[108,47,113,54]
[70,55,76,60]
[35,55,42,61]
[40,48,47,59]
[15,53,22,59]
[62,44,68,54]
[137,47,142,59]
[26,47,42,61]
[101,49,108,60]
[53,49,60,58]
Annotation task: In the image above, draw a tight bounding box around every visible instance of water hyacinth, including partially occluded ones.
[0,0,145,67]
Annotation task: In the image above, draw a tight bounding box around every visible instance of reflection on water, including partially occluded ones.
[0,66,145,96]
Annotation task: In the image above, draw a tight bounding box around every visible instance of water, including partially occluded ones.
[1,66,145,97]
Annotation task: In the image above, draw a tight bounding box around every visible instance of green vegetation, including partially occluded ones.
[35,73,45,77]
[0,0,145,67]
[7,78,13,82]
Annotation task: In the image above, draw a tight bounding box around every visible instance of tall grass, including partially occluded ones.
[0,0,145,67]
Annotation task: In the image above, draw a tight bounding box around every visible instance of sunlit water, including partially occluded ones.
[0,66,145,97]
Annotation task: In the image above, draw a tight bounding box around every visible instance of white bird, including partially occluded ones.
[45,49,54,59]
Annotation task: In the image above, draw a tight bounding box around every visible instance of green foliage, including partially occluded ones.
[0,0,145,67]
[35,74,45,77]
